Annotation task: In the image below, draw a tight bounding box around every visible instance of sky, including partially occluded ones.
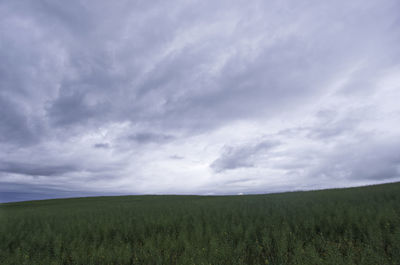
[1,0,400,202]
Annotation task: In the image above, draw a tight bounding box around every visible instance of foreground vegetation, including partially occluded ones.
[1,182,399,265]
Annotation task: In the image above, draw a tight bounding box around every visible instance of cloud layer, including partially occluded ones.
[1,0,400,201]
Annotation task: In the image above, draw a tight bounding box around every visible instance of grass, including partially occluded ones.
[1,182,400,264]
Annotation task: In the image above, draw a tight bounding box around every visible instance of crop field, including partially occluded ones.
[1,182,399,265]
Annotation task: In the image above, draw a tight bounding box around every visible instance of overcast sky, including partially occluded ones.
[1,0,400,202]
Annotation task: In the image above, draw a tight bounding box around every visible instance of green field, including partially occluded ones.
[1,182,400,265]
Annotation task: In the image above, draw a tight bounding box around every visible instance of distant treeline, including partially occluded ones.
[1,182,399,264]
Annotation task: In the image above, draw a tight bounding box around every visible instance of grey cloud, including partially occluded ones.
[211,140,280,173]
[2,0,400,133]
[312,139,400,181]
[275,109,400,182]
[307,110,360,140]
[47,89,108,127]
[0,96,41,146]
[10,0,396,134]
[170,155,184,160]
[277,109,362,141]
[93,143,110,149]
[0,0,399,201]
[0,156,124,181]
[0,182,118,203]
[309,122,353,140]
[126,132,175,144]
[0,161,79,177]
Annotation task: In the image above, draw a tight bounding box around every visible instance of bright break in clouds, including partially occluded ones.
[1,0,400,202]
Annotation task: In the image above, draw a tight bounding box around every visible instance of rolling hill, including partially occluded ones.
[1,182,400,264]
